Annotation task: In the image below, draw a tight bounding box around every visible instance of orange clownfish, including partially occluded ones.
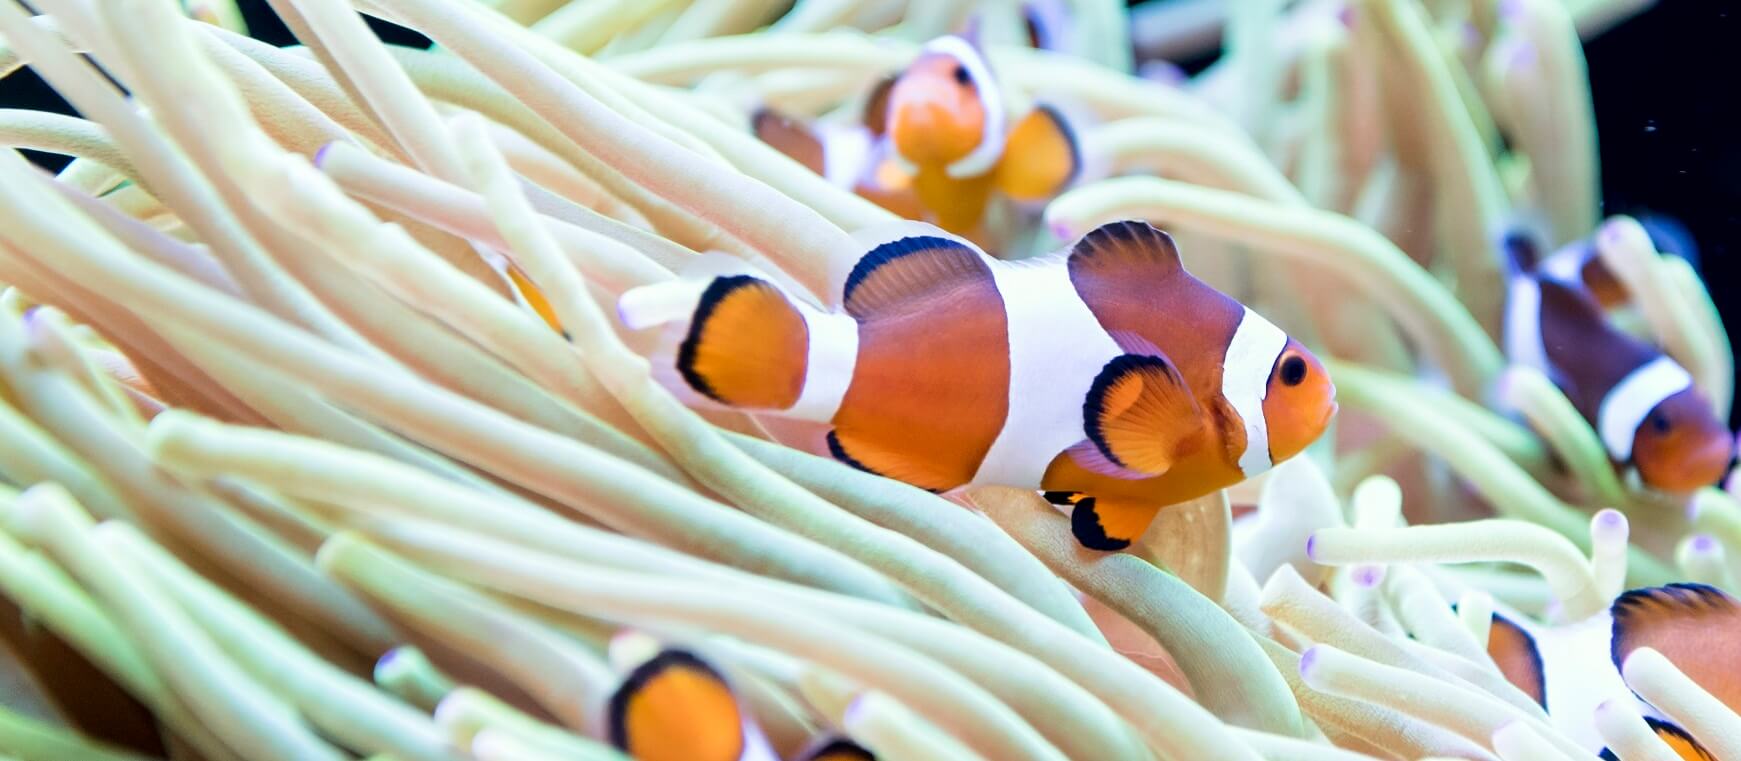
[1502,232,1733,492]
[1462,583,1737,759]
[607,648,776,761]
[753,36,1080,242]
[619,220,1336,550]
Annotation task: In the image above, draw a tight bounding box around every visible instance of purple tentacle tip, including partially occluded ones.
[313,142,337,169]
[1692,534,1718,554]
[1336,5,1354,28]
[1510,42,1537,71]
[1352,565,1385,588]
[1304,533,1317,561]
[1298,646,1320,676]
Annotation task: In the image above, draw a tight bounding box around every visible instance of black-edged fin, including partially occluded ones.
[1067,220,1187,281]
[1484,611,1547,708]
[1043,490,1086,506]
[1082,354,1205,476]
[840,227,991,321]
[797,736,876,761]
[1644,718,1717,760]
[862,74,896,136]
[995,105,1080,202]
[1602,718,1717,760]
[1610,583,1741,713]
[1500,226,1545,275]
[1070,495,1162,551]
[677,275,810,410]
[752,108,827,176]
[828,429,956,493]
[608,649,748,761]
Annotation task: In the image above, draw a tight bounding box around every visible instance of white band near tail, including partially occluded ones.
[971,259,1123,487]
[1222,307,1288,477]
[925,36,1007,180]
[1503,277,1549,374]
[1598,356,1692,462]
[785,308,858,422]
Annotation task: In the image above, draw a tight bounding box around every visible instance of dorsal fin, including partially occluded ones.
[1067,220,1186,281]
[1611,583,1741,714]
[796,736,876,761]
[862,74,896,135]
[840,224,992,320]
[1484,611,1546,708]
[752,108,827,176]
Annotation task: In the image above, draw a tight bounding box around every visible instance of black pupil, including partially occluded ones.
[1651,412,1672,433]
[1280,356,1307,386]
[952,64,972,86]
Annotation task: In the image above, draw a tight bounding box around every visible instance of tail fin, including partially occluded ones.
[619,272,810,411]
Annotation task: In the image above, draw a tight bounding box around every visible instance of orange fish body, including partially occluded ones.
[620,220,1335,550]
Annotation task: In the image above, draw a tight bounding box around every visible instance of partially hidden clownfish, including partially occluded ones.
[753,36,1080,244]
[1469,583,1740,759]
[606,648,779,761]
[1501,232,1734,493]
[618,219,1336,550]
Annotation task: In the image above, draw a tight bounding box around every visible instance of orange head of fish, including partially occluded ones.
[886,43,992,168]
[1632,388,1734,493]
[1261,338,1337,463]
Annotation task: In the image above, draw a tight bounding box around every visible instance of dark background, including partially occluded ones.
[1,1,1733,416]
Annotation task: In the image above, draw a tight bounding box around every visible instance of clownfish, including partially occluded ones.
[618,220,1336,550]
[1502,232,1734,493]
[607,648,777,761]
[1469,584,1738,759]
[753,36,1080,242]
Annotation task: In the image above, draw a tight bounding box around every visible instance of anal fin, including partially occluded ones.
[1070,495,1162,552]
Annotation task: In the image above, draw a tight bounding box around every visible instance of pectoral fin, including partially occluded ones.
[994,105,1079,201]
[1083,354,1206,476]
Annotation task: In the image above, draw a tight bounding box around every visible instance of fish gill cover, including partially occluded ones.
[0,0,1733,760]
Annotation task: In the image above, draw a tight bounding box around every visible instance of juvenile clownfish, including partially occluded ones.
[618,220,1336,550]
[753,36,1080,242]
[1501,232,1734,493]
[1469,583,1738,759]
[607,648,777,761]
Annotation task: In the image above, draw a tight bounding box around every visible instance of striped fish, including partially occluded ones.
[619,220,1337,550]
[1502,231,1732,493]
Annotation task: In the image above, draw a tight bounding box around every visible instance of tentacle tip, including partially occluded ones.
[1351,564,1385,588]
[1593,508,1628,538]
[1689,533,1718,554]
[1298,645,1321,677]
[312,141,342,169]
[1304,533,1318,561]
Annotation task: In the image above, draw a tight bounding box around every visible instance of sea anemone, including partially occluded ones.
[0,0,1732,760]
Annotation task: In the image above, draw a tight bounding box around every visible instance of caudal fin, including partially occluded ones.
[619,273,810,411]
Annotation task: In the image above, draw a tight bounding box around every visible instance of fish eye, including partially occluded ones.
[1280,355,1307,387]
[1650,411,1672,433]
[952,64,972,86]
